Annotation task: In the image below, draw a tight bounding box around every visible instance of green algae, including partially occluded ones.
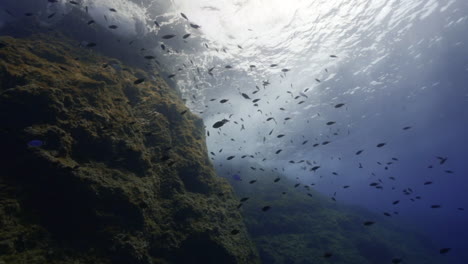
[0,34,259,264]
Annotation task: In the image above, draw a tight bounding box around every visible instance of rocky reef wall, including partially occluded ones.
[0,34,259,264]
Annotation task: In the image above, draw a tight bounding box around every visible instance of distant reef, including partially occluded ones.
[0,34,260,264]
[218,160,448,264]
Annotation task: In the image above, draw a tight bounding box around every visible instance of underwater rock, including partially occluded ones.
[0,34,259,264]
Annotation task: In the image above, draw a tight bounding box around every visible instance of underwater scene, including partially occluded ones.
[0,0,467,263]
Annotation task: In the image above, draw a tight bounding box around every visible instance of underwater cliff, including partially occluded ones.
[0,34,260,264]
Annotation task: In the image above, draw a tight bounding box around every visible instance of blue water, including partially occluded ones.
[1,0,467,262]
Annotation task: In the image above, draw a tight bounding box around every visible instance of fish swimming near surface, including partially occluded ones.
[108,25,118,29]
[181,13,188,20]
[213,119,229,128]
[183,34,191,39]
[335,103,345,108]
[190,23,201,29]
[376,143,386,147]
[262,206,271,212]
[162,34,176,39]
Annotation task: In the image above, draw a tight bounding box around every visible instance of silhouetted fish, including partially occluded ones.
[183,33,191,39]
[326,121,336,125]
[376,143,386,147]
[220,99,229,103]
[213,119,229,128]
[162,34,176,39]
[190,23,201,29]
[323,252,333,258]
[363,221,375,226]
[335,103,345,108]
[275,149,282,154]
[227,156,235,160]
[134,78,145,84]
[262,206,271,212]
[393,200,400,205]
[109,8,117,12]
[439,248,451,254]
[274,177,280,182]
[249,180,257,184]
[241,93,251,99]
[108,25,118,29]
[181,13,188,20]
[356,150,364,155]
[87,20,95,25]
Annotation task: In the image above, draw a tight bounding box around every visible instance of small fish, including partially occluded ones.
[241,93,251,99]
[252,99,261,103]
[275,149,282,154]
[227,156,235,160]
[431,205,441,209]
[424,181,433,185]
[334,103,345,108]
[181,13,188,20]
[270,64,278,67]
[315,78,321,83]
[322,141,330,145]
[230,229,240,235]
[436,156,448,164]
[69,1,79,5]
[132,78,145,85]
[213,119,229,128]
[343,185,350,189]
[86,42,97,48]
[376,143,386,148]
[363,221,375,226]
[282,68,290,72]
[302,140,308,145]
[249,180,257,184]
[190,23,201,29]
[439,248,451,254]
[24,13,34,16]
[108,25,118,29]
[109,8,117,12]
[274,177,280,182]
[87,20,95,25]
[167,74,176,78]
[277,134,285,138]
[154,21,160,27]
[326,121,336,125]
[392,200,400,205]
[403,126,412,130]
[294,183,300,188]
[27,140,44,147]
[220,99,229,103]
[183,33,191,39]
[225,65,232,69]
[383,212,391,217]
[47,13,56,19]
[162,34,176,39]
[311,166,320,172]
[330,55,338,58]
[262,206,271,212]
[323,252,333,258]
[355,150,364,155]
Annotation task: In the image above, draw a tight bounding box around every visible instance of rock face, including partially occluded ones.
[0,34,260,264]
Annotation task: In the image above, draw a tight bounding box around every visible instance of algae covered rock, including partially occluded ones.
[0,34,259,264]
